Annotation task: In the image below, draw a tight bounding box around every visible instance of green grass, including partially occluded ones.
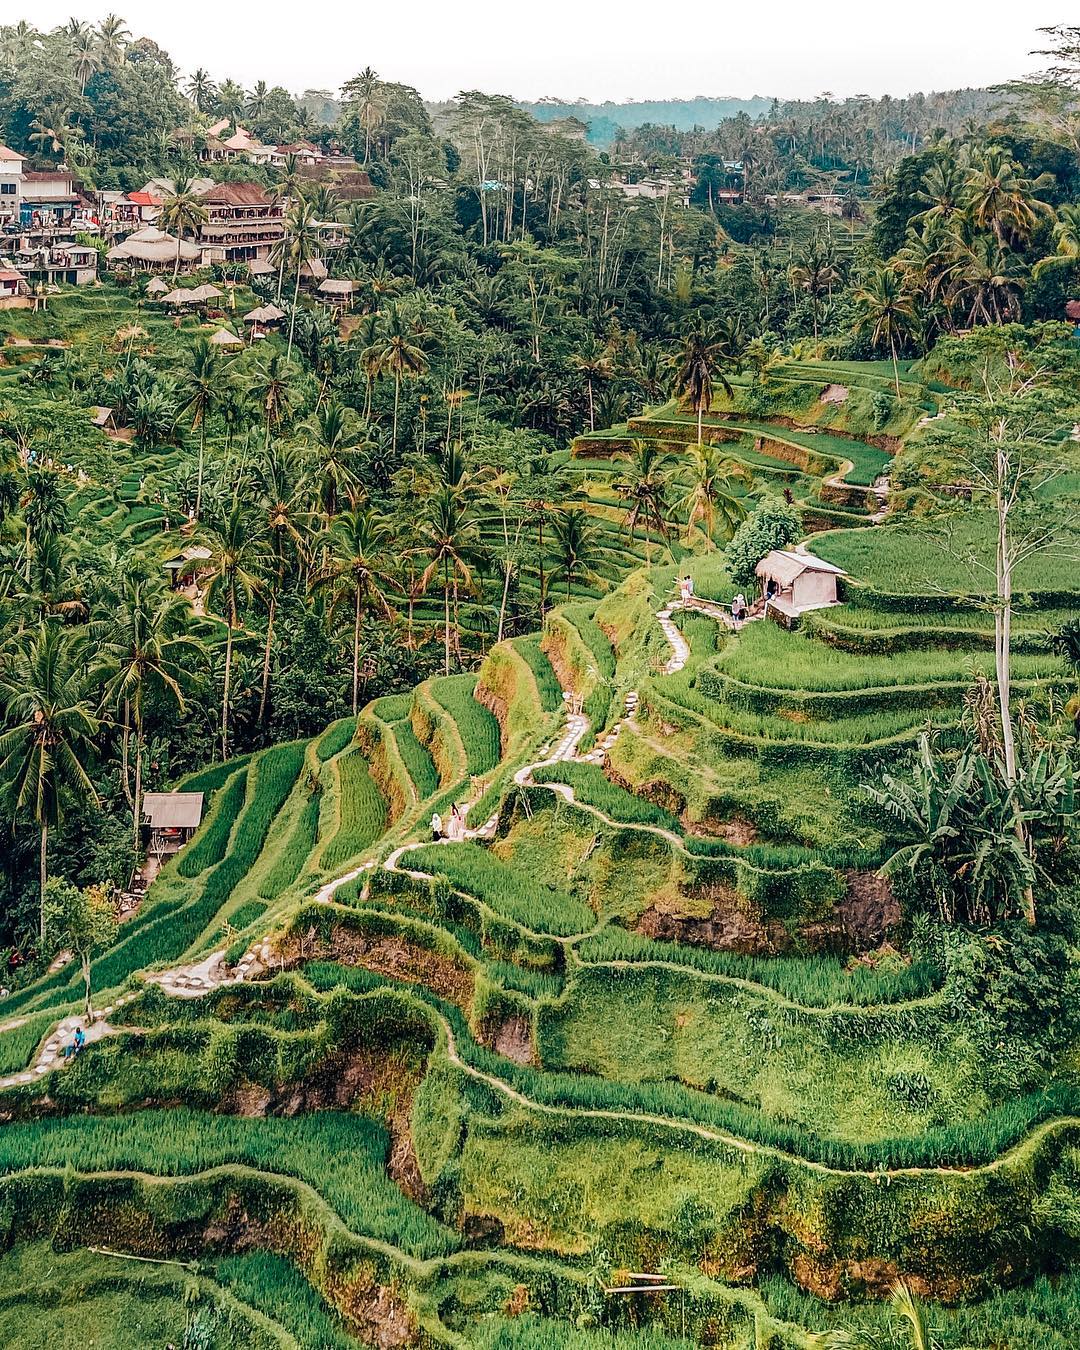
[405,842,595,936]
[0,1011,56,1074]
[319,749,388,870]
[430,675,502,775]
[214,1252,356,1350]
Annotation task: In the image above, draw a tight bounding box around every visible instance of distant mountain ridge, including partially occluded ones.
[519,97,775,145]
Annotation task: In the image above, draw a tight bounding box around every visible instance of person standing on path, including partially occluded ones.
[431,811,442,842]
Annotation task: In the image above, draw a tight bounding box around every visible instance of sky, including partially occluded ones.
[20,2,1072,103]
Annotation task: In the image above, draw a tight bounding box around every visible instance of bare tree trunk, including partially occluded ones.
[131,712,144,854]
[352,586,361,715]
[258,592,275,725]
[443,558,451,677]
[39,822,47,944]
[222,602,235,761]
[120,699,133,806]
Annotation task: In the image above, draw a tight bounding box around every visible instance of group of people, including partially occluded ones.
[677,575,696,605]
[431,804,467,843]
[730,593,749,627]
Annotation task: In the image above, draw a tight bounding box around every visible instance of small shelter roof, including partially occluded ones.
[141,792,204,830]
[209,328,243,346]
[146,276,169,294]
[89,406,114,427]
[159,288,194,304]
[755,550,846,588]
[299,257,328,280]
[318,278,355,295]
[243,304,285,322]
[247,258,274,276]
[107,227,199,264]
[186,283,224,301]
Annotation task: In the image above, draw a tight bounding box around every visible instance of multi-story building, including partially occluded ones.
[0,145,23,223]
[195,182,286,265]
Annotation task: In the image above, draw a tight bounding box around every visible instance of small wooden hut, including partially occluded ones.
[755,550,845,621]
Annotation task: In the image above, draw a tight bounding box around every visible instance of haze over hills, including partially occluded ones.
[518,96,776,144]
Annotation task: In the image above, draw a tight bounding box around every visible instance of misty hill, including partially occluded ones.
[520,97,774,144]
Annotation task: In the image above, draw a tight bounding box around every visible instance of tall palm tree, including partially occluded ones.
[178,336,221,520]
[416,488,482,676]
[1033,203,1080,279]
[675,329,734,444]
[962,146,1052,249]
[246,80,270,123]
[92,581,201,850]
[549,507,603,600]
[853,266,918,397]
[283,198,321,363]
[158,177,207,278]
[256,443,311,723]
[0,625,99,942]
[249,352,295,453]
[197,505,267,760]
[186,68,217,113]
[375,307,430,455]
[310,508,397,714]
[613,440,672,568]
[343,66,385,163]
[678,443,750,551]
[96,13,130,65]
[301,402,365,522]
[572,341,613,432]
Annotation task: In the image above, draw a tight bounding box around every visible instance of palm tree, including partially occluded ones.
[282,198,320,363]
[572,341,613,432]
[375,307,430,455]
[416,488,482,675]
[789,235,842,339]
[256,443,311,723]
[246,80,270,123]
[249,352,294,453]
[613,440,672,568]
[675,329,734,444]
[96,13,130,65]
[343,66,385,163]
[678,443,750,551]
[962,146,1052,249]
[197,505,267,760]
[158,177,207,278]
[186,68,217,113]
[549,507,603,599]
[301,402,365,522]
[178,336,221,519]
[852,265,918,397]
[92,581,201,850]
[0,625,99,942]
[311,508,397,713]
[1033,203,1080,279]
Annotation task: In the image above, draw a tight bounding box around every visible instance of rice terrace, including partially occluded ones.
[3,10,1080,1349]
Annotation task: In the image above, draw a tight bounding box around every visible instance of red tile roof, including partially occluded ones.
[0,144,21,162]
[125,191,160,207]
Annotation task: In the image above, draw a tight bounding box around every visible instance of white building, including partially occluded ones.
[0,144,24,223]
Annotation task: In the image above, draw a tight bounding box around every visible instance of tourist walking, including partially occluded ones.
[431,811,442,842]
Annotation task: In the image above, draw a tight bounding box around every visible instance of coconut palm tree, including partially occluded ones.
[256,443,312,723]
[301,402,366,523]
[572,341,613,432]
[962,146,1053,249]
[1033,203,1080,279]
[343,66,385,163]
[674,328,734,444]
[197,504,267,759]
[249,352,295,453]
[416,488,482,675]
[375,307,430,455]
[186,68,217,113]
[549,507,603,599]
[678,443,751,551]
[310,508,398,713]
[613,440,672,568]
[246,80,270,123]
[178,336,221,520]
[96,13,130,65]
[158,177,207,278]
[0,624,99,943]
[852,265,918,397]
[92,580,201,850]
[282,198,321,363]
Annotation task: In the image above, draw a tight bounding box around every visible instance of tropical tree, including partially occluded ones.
[416,488,483,675]
[197,505,267,759]
[158,177,207,278]
[674,329,734,444]
[549,506,603,599]
[92,580,201,850]
[249,352,295,452]
[572,341,613,432]
[301,402,365,522]
[341,66,385,163]
[853,265,919,396]
[186,68,217,113]
[0,625,99,942]
[282,198,321,363]
[678,443,751,551]
[375,307,430,455]
[43,879,118,1023]
[1033,202,1080,278]
[178,336,221,520]
[310,508,397,713]
[612,440,672,568]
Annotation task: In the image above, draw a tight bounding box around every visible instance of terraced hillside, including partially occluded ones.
[2,345,1080,1348]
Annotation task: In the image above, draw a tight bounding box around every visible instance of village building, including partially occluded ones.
[106,225,200,272]
[0,145,24,223]
[0,266,30,307]
[755,550,845,621]
[14,242,97,286]
[195,182,286,264]
[18,170,85,230]
[140,792,204,859]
